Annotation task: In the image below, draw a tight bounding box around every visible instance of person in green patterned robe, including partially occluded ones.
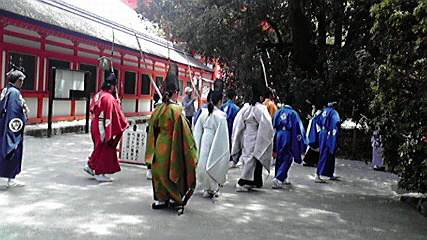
[145,64,198,211]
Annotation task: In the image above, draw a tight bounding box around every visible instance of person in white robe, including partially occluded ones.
[231,83,274,192]
[193,90,230,198]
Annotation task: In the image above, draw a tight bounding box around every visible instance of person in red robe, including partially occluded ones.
[84,73,129,182]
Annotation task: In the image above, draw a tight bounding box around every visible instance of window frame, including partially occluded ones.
[123,70,137,96]
[141,73,151,96]
[79,63,98,93]
[6,51,37,91]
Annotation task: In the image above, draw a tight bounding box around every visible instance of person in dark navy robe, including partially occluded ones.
[0,69,28,188]
[314,102,341,183]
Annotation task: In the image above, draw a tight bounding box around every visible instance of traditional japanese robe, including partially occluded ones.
[193,107,230,192]
[371,130,384,168]
[316,107,341,177]
[302,110,322,166]
[231,103,274,181]
[263,98,278,118]
[220,100,240,141]
[145,102,198,205]
[273,105,307,181]
[88,90,129,175]
[0,84,27,179]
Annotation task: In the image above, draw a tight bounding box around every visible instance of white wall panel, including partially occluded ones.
[4,35,41,49]
[5,25,41,38]
[46,44,73,55]
[24,97,38,119]
[121,99,136,113]
[75,100,87,115]
[138,99,151,112]
[53,100,71,116]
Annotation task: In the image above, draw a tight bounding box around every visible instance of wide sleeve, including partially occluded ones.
[102,96,114,142]
[230,105,247,162]
[290,111,308,163]
[327,110,341,154]
[0,90,25,159]
[168,108,197,204]
[272,109,282,130]
[169,108,198,184]
[252,106,274,161]
[206,116,230,185]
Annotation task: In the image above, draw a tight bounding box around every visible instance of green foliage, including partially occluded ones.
[370,0,427,193]
[137,0,427,192]
[137,0,380,122]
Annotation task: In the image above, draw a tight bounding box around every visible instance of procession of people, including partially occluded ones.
[1,66,347,214]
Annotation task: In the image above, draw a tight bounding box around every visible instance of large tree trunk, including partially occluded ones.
[289,0,317,72]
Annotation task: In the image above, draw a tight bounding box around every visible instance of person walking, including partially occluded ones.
[83,73,129,182]
[145,64,198,212]
[271,95,307,188]
[314,102,341,183]
[231,83,274,192]
[194,89,229,198]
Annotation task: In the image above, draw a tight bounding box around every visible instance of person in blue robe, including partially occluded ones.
[193,91,212,126]
[314,102,341,183]
[0,69,28,188]
[271,95,307,188]
[220,88,240,167]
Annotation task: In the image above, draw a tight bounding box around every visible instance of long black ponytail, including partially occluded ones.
[208,90,223,115]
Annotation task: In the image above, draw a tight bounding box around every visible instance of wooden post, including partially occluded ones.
[85,72,90,134]
[47,67,55,137]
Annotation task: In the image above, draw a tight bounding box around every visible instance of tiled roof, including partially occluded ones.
[0,0,212,71]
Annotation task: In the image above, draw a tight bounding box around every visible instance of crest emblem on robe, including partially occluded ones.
[322,111,327,117]
[9,118,24,132]
[280,113,287,120]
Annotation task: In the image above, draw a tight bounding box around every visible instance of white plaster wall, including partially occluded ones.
[24,97,38,119]
[5,25,41,38]
[43,98,49,118]
[78,51,99,59]
[121,99,136,113]
[138,99,151,112]
[124,60,138,67]
[53,100,71,116]
[4,35,41,49]
[46,44,74,55]
[79,43,99,52]
[42,99,72,117]
[75,100,87,115]
[46,36,73,45]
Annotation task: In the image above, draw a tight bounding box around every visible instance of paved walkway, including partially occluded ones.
[1,134,426,240]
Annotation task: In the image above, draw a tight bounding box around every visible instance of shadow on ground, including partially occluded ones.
[0,134,426,240]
